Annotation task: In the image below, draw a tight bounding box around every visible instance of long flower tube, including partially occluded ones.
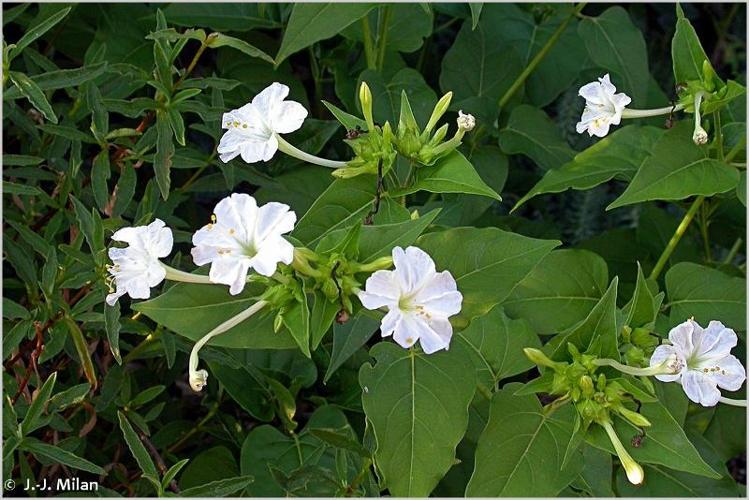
[621,103,685,118]
[602,419,644,485]
[593,356,682,377]
[275,134,347,169]
[189,300,268,392]
[719,397,747,407]
[692,92,708,144]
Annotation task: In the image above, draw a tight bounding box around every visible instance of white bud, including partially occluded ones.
[457,110,475,131]
[190,369,208,392]
[692,126,708,145]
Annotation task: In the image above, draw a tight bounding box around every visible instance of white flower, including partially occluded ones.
[191,193,296,295]
[576,74,632,138]
[217,82,308,164]
[649,319,746,407]
[106,219,173,306]
[357,246,463,354]
[457,110,475,131]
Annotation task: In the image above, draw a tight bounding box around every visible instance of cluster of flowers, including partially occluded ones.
[106,81,744,486]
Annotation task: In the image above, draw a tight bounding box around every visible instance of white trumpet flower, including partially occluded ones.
[649,319,746,407]
[576,74,632,138]
[191,193,296,295]
[358,246,462,354]
[106,219,173,306]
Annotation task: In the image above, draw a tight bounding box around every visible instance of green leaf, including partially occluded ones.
[293,176,376,246]
[117,411,160,484]
[587,401,721,479]
[469,3,483,29]
[8,71,57,123]
[309,291,339,350]
[282,293,311,357]
[665,262,746,330]
[417,227,560,322]
[206,33,274,64]
[2,154,43,166]
[48,383,91,412]
[671,5,718,87]
[547,277,620,360]
[2,62,108,100]
[321,100,367,130]
[456,307,541,389]
[499,105,575,171]
[396,151,502,201]
[154,109,175,200]
[112,163,137,218]
[466,384,582,496]
[9,7,72,60]
[359,341,476,496]
[21,372,57,436]
[133,283,297,349]
[623,263,662,329]
[578,6,649,104]
[20,438,104,475]
[209,362,274,422]
[3,181,42,196]
[572,445,615,496]
[164,4,278,31]
[439,9,523,120]
[91,149,111,212]
[504,249,609,335]
[180,446,239,490]
[514,125,664,210]
[342,4,433,53]
[324,311,381,383]
[181,476,255,497]
[276,3,376,66]
[608,122,740,209]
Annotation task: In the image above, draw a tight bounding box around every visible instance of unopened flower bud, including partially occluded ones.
[189,369,208,392]
[274,312,284,333]
[359,81,375,131]
[693,125,708,145]
[457,110,476,131]
[579,375,595,398]
[524,348,564,371]
[602,419,644,485]
[618,407,652,428]
[425,91,453,134]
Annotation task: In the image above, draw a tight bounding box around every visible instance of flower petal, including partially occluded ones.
[578,81,605,104]
[379,309,402,338]
[682,370,721,407]
[710,354,747,392]
[270,101,308,134]
[252,82,290,114]
[668,319,696,356]
[393,246,436,292]
[650,344,684,383]
[208,257,249,293]
[422,317,453,354]
[393,314,429,349]
[147,219,173,258]
[255,202,296,242]
[696,320,737,361]
[359,270,400,310]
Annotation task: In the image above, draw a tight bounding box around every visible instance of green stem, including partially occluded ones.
[648,196,705,280]
[166,396,222,454]
[178,153,216,192]
[498,2,586,109]
[723,238,743,264]
[174,41,208,90]
[719,396,747,407]
[715,111,724,161]
[122,328,162,364]
[699,200,712,262]
[725,136,746,163]
[361,17,376,70]
[375,5,392,71]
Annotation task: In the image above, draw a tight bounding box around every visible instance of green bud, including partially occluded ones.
[624,346,645,366]
[618,407,652,428]
[359,81,375,131]
[596,373,607,392]
[398,91,419,135]
[567,343,581,360]
[274,312,284,333]
[579,375,595,398]
[631,327,656,347]
[424,91,453,134]
[321,279,339,301]
[429,123,449,145]
[621,325,632,343]
[702,60,717,92]
[524,348,564,371]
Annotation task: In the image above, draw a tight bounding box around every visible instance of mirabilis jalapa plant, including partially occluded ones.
[99,5,746,495]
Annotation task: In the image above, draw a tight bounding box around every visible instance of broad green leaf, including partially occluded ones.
[104,304,122,364]
[417,227,560,322]
[8,71,57,123]
[293,176,376,246]
[439,9,523,121]
[321,100,367,130]
[478,4,587,107]
[578,6,649,104]
[181,476,255,497]
[396,151,502,201]
[180,446,238,490]
[112,163,137,218]
[469,3,482,29]
[117,412,160,485]
[356,208,440,262]
[359,68,438,126]
[342,4,433,53]
[587,400,721,479]
[504,249,609,335]
[608,122,740,209]
[309,291,339,350]
[671,4,719,87]
[2,154,43,166]
[240,406,361,496]
[456,307,541,388]
[665,262,746,330]
[47,383,91,412]
[20,438,104,475]
[3,181,42,196]
[91,149,111,212]
[164,3,278,31]
[500,105,574,171]
[154,110,175,200]
[206,33,274,64]
[276,3,376,65]
[572,445,614,497]
[2,62,107,100]
[133,283,297,349]
[283,292,311,357]
[466,384,581,496]
[359,341,476,496]
[514,126,664,210]
[9,7,72,60]
[547,277,619,360]
[210,362,274,421]
[324,311,381,382]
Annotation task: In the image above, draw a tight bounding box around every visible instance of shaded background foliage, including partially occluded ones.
[2,2,746,497]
